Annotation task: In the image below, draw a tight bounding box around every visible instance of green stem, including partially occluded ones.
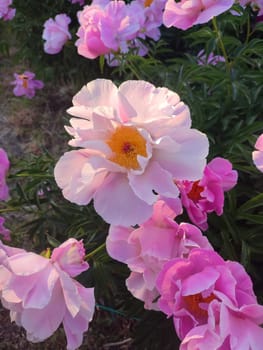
[212,17,230,73]
[9,173,53,178]
[85,242,106,260]
[245,14,251,44]
[126,59,141,80]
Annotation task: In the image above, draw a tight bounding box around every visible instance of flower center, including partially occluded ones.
[183,292,216,318]
[144,0,153,7]
[106,125,147,170]
[187,180,204,202]
[19,74,29,89]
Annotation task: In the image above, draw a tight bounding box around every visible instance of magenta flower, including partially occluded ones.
[163,0,235,30]
[177,157,237,230]
[0,148,9,200]
[156,248,263,345]
[106,200,212,310]
[0,217,11,241]
[54,79,209,226]
[42,14,71,54]
[70,0,85,5]
[0,0,16,21]
[0,238,95,350]
[252,134,263,172]
[11,71,44,99]
[197,50,225,65]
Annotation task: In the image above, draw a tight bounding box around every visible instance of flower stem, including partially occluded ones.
[212,17,230,72]
[85,242,106,260]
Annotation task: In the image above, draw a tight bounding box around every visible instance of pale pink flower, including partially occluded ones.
[197,49,225,65]
[54,79,209,226]
[11,71,44,99]
[180,302,263,349]
[252,134,263,172]
[0,148,10,200]
[156,248,263,343]
[0,217,11,241]
[163,0,235,30]
[106,200,212,310]
[0,238,95,350]
[0,0,15,21]
[177,157,237,230]
[42,14,71,54]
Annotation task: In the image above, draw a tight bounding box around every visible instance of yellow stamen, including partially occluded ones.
[19,74,29,89]
[40,247,51,259]
[106,125,147,170]
[144,0,153,7]
[183,292,216,318]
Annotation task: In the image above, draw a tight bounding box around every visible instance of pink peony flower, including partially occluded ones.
[252,134,263,172]
[0,0,16,21]
[156,248,263,344]
[54,79,209,226]
[163,0,235,30]
[177,157,237,230]
[76,1,143,59]
[180,302,263,349]
[0,217,11,241]
[42,14,72,54]
[106,200,212,310]
[197,49,225,65]
[0,238,95,350]
[11,71,44,99]
[0,148,10,200]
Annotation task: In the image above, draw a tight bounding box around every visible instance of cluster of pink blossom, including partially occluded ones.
[0,148,10,241]
[163,0,235,30]
[0,238,95,350]
[75,0,166,64]
[11,71,44,99]
[0,0,15,21]
[42,14,72,55]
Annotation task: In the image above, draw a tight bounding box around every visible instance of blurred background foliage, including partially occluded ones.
[0,1,263,348]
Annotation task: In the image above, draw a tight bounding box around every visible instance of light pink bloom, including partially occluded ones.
[197,49,225,65]
[54,79,209,226]
[107,200,212,310]
[0,217,11,241]
[163,0,235,30]
[156,248,263,343]
[0,0,15,21]
[252,134,263,172]
[0,148,10,200]
[0,238,95,350]
[42,14,72,54]
[177,157,237,230]
[180,302,263,349]
[11,71,44,99]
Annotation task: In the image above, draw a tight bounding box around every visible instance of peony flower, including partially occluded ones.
[252,134,263,172]
[54,79,209,226]
[156,248,263,344]
[11,71,44,99]
[163,0,235,30]
[106,200,212,310]
[177,157,237,230]
[76,1,143,59]
[42,14,71,54]
[197,50,225,65]
[0,217,11,241]
[0,148,10,200]
[0,0,16,21]
[0,238,95,350]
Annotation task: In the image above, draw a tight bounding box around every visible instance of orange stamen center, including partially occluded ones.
[19,74,29,89]
[106,126,147,170]
[144,0,153,6]
[187,180,204,202]
[183,292,216,318]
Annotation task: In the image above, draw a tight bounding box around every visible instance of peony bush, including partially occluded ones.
[0,0,263,349]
